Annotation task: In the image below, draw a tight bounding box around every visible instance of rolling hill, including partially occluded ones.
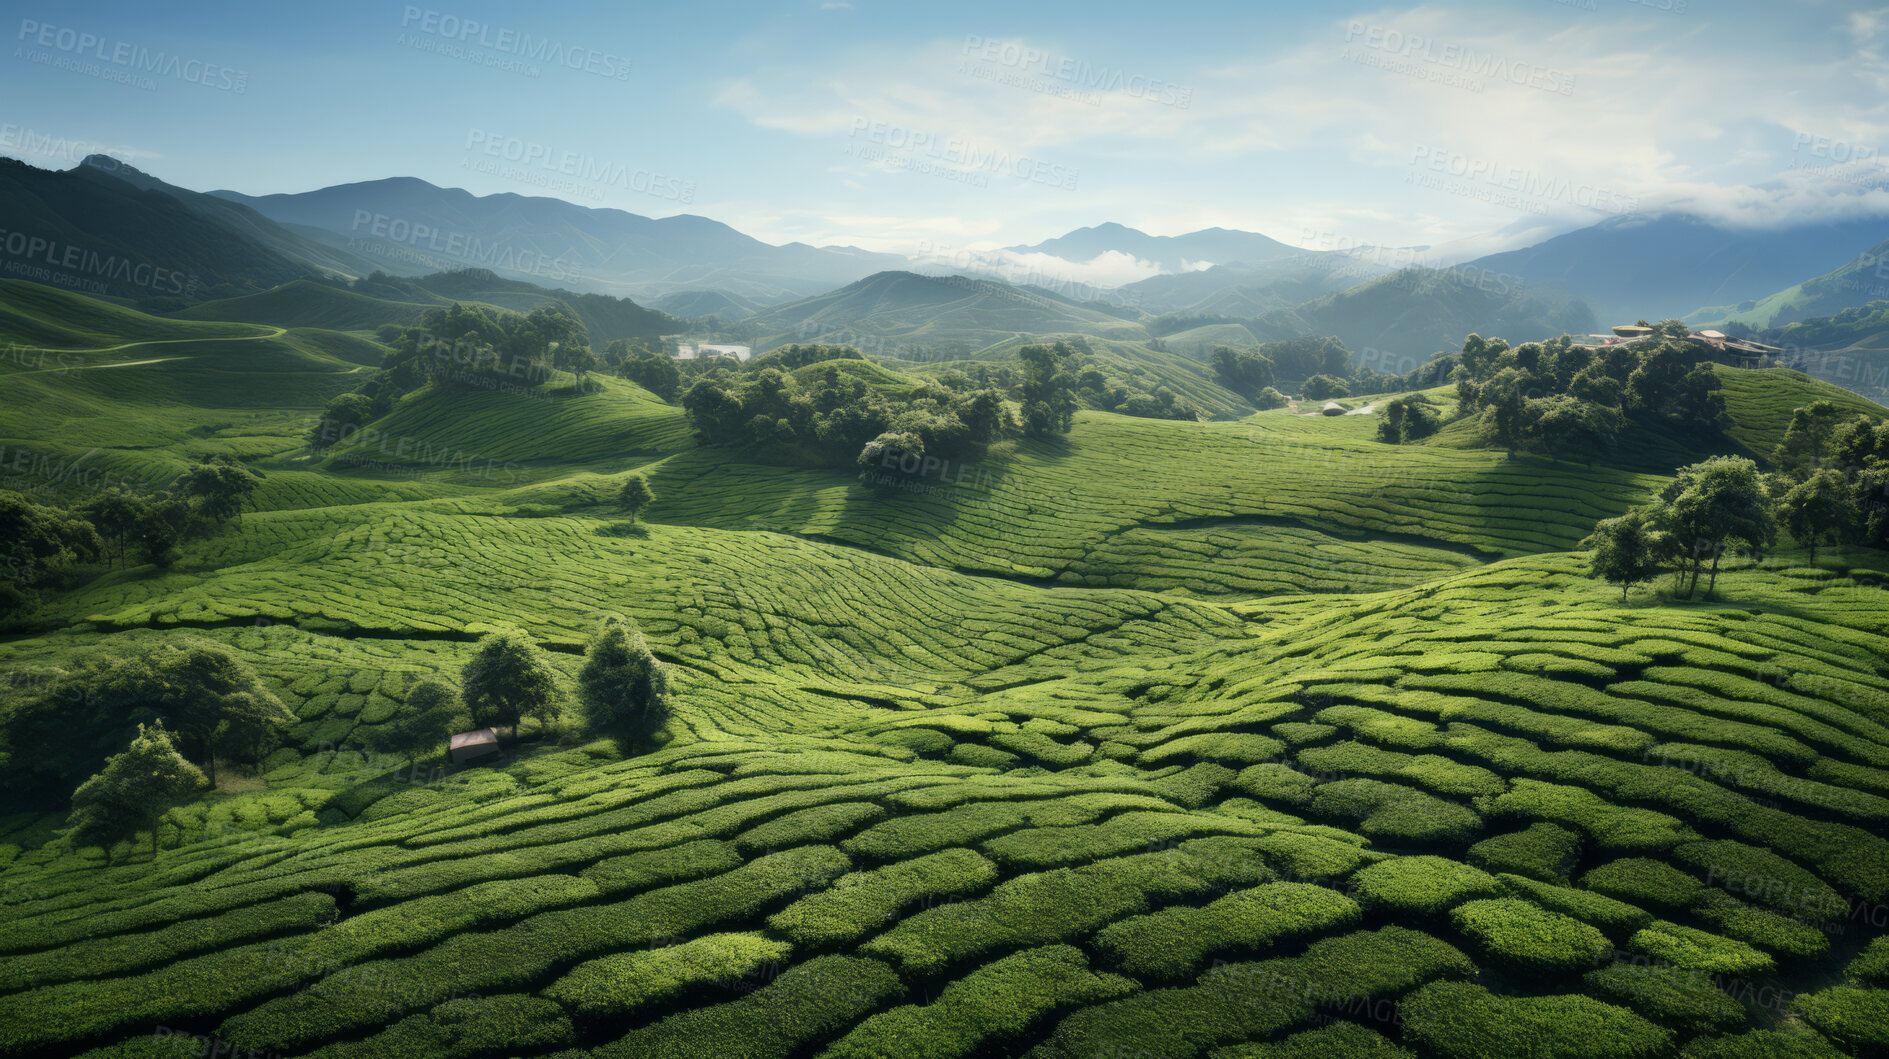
[1696,236,1889,332]
[1464,212,1889,327]
[0,157,380,307]
[2,273,1888,1059]
[745,270,1151,357]
[212,177,909,303]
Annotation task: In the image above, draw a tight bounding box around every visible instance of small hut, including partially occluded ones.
[449,727,501,766]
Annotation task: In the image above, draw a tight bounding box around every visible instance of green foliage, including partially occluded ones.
[1468,823,1581,882]
[1210,346,1276,402]
[1018,340,1083,436]
[578,615,670,751]
[1628,920,1775,975]
[1583,962,1745,1035]
[68,721,205,860]
[1450,897,1613,972]
[1302,373,1351,400]
[595,955,903,1058]
[461,628,562,730]
[1798,986,1889,1052]
[0,488,102,620]
[1348,856,1502,916]
[617,473,656,522]
[367,680,460,766]
[1584,507,1665,600]
[1034,926,1472,1059]
[822,944,1135,1059]
[1497,874,1654,936]
[1656,456,1777,598]
[542,932,791,1018]
[1093,881,1359,979]
[1679,1030,1847,1058]
[1401,980,1672,1058]
[1777,469,1854,562]
[1581,858,1705,910]
[1208,1022,1414,1058]
[769,847,997,947]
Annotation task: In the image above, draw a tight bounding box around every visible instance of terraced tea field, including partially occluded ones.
[3,300,1889,1057]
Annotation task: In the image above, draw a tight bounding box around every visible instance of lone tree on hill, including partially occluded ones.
[1301,374,1351,401]
[157,642,297,788]
[578,615,672,753]
[174,457,263,526]
[68,721,204,862]
[1778,469,1856,564]
[463,628,563,732]
[369,680,463,768]
[1657,456,1777,599]
[1584,509,1666,601]
[618,473,656,523]
[1017,341,1081,437]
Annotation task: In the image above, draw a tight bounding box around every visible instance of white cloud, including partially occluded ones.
[712,6,1889,263]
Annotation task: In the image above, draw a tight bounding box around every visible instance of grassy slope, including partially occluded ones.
[1,289,1888,1057]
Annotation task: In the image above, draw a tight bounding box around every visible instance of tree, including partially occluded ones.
[309,393,375,452]
[1772,402,1848,476]
[368,680,461,767]
[1253,387,1287,411]
[0,490,102,621]
[157,642,296,788]
[857,432,926,493]
[1584,509,1664,601]
[462,628,562,732]
[1657,456,1778,599]
[578,616,672,753]
[1210,346,1276,401]
[67,722,204,862]
[1778,469,1856,563]
[1301,374,1351,401]
[618,474,656,523]
[79,489,152,568]
[1016,341,1082,437]
[1528,396,1623,467]
[173,458,262,526]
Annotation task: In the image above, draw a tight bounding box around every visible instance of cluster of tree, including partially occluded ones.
[681,349,1024,484]
[1768,403,1889,558]
[386,620,673,756]
[3,640,294,816]
[311,302,594,450]
[1376,395,1443,444]
[1428,327,1726,463]
[1,458,262,623]
[1586,410,1889,600]
[46,618,675,863]
[1586,456,1776,600]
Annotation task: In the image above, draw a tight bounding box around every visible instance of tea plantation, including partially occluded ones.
[3,291,1889,1057]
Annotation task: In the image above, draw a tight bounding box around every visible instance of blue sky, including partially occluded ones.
[7,0,1889,281]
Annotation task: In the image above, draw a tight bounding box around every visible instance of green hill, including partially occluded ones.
[749,271,1151,356]
[1694,236,1889,330]
[1,286,1888,1058]
[173,279,438,332]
